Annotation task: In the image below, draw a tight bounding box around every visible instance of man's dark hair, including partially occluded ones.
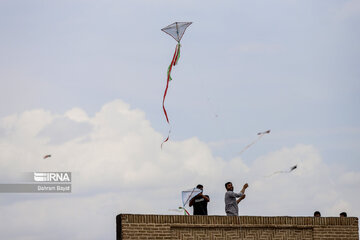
[340,212,347,217]
[225,182,232,188]
[196,184,203,189]
[314,211,321,217]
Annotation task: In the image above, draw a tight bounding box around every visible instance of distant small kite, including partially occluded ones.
[43,154,51,159]
[239,130,271,155]
[266,165,297,178]
[257,130,271,135]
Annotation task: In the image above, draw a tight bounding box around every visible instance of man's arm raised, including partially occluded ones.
[200,193,210,202]
[236,194,246,204]
[236,183,249,204]
[240,183,249,194]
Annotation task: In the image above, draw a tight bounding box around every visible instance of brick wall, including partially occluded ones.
[116,214,359,240]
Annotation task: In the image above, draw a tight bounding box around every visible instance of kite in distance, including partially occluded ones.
[266,165,298,178]
[160,22,192,148]
[290,165,297,171]
[258,130,271,135]
[239,129,271,155]
[43,154,51,159]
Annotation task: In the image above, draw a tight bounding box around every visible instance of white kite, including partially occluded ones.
[239,130,271,155]
[161,22,192,148]
[181,187,202,215]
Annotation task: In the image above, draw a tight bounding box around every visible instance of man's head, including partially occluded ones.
[314,211,321,217]
[196,184,203,191]
[340,212,347,217]
[225,182,233,191]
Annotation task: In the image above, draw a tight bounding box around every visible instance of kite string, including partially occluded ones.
[239,134,264,155]
[265,170,288,178]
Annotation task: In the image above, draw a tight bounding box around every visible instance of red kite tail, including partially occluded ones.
[162,44,179,147]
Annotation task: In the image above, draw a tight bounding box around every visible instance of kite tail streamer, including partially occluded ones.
[183,208,190,215]
[160,126,171,149]
[174,43,181,65]
[178,207,190,215]
[161,44,181,147]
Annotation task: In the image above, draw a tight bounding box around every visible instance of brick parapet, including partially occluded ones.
[116,214,359,240]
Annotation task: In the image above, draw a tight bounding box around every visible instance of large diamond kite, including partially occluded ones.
[161,22,192,43]
[161,22,192,148]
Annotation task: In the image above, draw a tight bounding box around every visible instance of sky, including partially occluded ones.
[0,0,359,239]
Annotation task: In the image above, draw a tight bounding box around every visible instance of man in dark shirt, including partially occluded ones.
[189,184,210,215]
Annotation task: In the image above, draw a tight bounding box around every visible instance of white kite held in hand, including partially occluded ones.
[181,188,202,207]
[180,187,202,215]
[239,130,271,155]
[182,188,202,206]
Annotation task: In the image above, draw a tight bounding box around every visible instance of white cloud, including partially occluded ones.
[39,117,92,144]
[64,108,89,122]
[339,171,360,185]
[0,99,359,239]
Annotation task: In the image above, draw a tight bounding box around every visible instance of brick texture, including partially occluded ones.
[116,214,359,240]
